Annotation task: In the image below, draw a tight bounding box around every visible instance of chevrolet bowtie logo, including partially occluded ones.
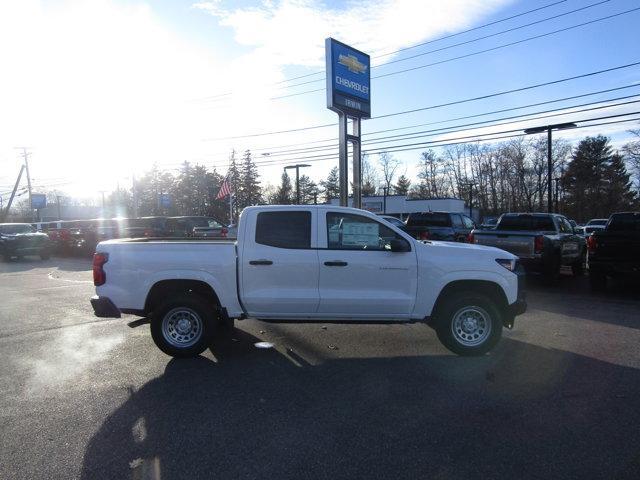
[338,54,367,74]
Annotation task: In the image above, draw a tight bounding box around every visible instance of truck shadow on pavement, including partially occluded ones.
[80,330,640,480]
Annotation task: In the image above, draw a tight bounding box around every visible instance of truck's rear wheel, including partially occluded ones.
[435,293,503,356]
[150,294,218,358]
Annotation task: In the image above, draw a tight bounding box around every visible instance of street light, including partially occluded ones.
[524,122,577,213]
[380,185,389,214]
[284,164,311,204]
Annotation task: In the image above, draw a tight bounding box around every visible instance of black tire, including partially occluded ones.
[543,256,561,284]
[435,292,503,356]
[589,272,607,291]
[150,294,218,358]
[571,255,585,276]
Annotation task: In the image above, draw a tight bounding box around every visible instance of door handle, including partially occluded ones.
[249,260,273,265]
[324,261,348,267]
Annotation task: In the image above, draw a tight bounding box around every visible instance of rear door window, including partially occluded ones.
[407,212,451,227]
[256,211,311,249]
[498,215,556,231]
[326,212,408,251]
[451,214,463,228]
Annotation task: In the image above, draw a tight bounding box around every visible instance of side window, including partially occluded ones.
[256,211,311,249]
[327,212,408,251]
[558,217,571,233]
[461,215,475,229]
[451,214,464,228]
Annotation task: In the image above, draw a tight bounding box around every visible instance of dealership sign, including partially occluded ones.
[31,193,47,209]
[325,38,371,118]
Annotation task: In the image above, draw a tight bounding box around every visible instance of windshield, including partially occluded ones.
[0,224,35,234]
[498,215,555,231]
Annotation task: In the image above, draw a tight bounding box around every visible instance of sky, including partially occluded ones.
[0,0,639,202]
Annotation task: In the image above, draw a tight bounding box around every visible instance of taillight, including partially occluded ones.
[467,232,474,243]
[534,235,544,254]
[221,227,228,238]
[587,234,597,254]
[60,229,71,241]
[93,252,108,286]
[419,231,430,240]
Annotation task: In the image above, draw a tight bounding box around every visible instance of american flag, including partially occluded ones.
[216,176,233,200]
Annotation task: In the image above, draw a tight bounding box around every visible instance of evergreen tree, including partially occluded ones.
[238,149,261,210]
[394,174,411,196]
[298,174,320,204]
[272,172,293,204]
[603,152,637,212]
[562,135,636,221]
[320,166,340,202]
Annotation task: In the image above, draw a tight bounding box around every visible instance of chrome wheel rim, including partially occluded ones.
[162,307,203,348]
[451,306,491,347]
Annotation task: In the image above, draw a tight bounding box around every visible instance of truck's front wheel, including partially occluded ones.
[435,293,503,356]
[151,294,217,358]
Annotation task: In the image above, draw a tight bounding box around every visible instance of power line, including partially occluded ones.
[204,61,640,141]
[197,0,571,101]
[240,83,640,154]
[224,93,640,158]
[270,6,640,100]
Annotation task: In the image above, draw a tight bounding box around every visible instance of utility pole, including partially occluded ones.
[15,148,33,220]
[284,164,311,205]
[464,182,477,220]
[56,195,62,220]
[132,174,139,217]
[1,165,25,222]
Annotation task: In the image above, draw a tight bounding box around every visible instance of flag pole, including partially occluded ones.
[229,193,233,225]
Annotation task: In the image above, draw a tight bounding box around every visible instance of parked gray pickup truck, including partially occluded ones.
[470,213,585,279]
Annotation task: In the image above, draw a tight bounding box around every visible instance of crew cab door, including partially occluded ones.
[317,211,417,318]
[239,209,319,318]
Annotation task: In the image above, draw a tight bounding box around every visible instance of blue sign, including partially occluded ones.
[31,194,47,209]
[326,38,371,118]
[159,193,171,208]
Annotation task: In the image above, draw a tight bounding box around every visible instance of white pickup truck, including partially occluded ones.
[91,205,526,357]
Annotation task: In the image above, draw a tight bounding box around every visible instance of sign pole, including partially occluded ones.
[338,113,348,207]
[326,38,370,209]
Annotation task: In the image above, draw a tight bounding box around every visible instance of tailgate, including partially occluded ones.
[474,232,535,257]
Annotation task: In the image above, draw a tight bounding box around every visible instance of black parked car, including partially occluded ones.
[587,212,640,289]
[404,211,475,242]
[0,223,51,261]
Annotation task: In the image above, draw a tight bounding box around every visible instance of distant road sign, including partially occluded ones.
[31,194,46,209]
[326,38,371,118]
[159,193,171,208]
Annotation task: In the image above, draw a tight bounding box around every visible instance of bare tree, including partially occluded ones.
[378,152,401,194]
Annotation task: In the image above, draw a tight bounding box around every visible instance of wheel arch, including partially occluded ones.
[430,280,509,325]
[144,279,222,316]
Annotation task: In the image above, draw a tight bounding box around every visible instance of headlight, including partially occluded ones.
[496,258,517,271]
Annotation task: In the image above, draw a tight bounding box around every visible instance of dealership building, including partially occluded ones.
[329,195,477,221]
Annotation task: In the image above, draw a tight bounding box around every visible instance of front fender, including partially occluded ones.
[412,269,516,318]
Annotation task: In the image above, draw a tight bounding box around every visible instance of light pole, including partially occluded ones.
[524,122,576,213]
[380,185,388,214]
[284,164,311,204]
[554,178,561,213]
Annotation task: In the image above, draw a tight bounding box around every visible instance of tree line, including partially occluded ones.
[19,131,639,224]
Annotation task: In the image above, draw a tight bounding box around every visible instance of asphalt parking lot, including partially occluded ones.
[1,257,639,480]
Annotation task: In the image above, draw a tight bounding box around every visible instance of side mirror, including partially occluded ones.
[390,238,410,252]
